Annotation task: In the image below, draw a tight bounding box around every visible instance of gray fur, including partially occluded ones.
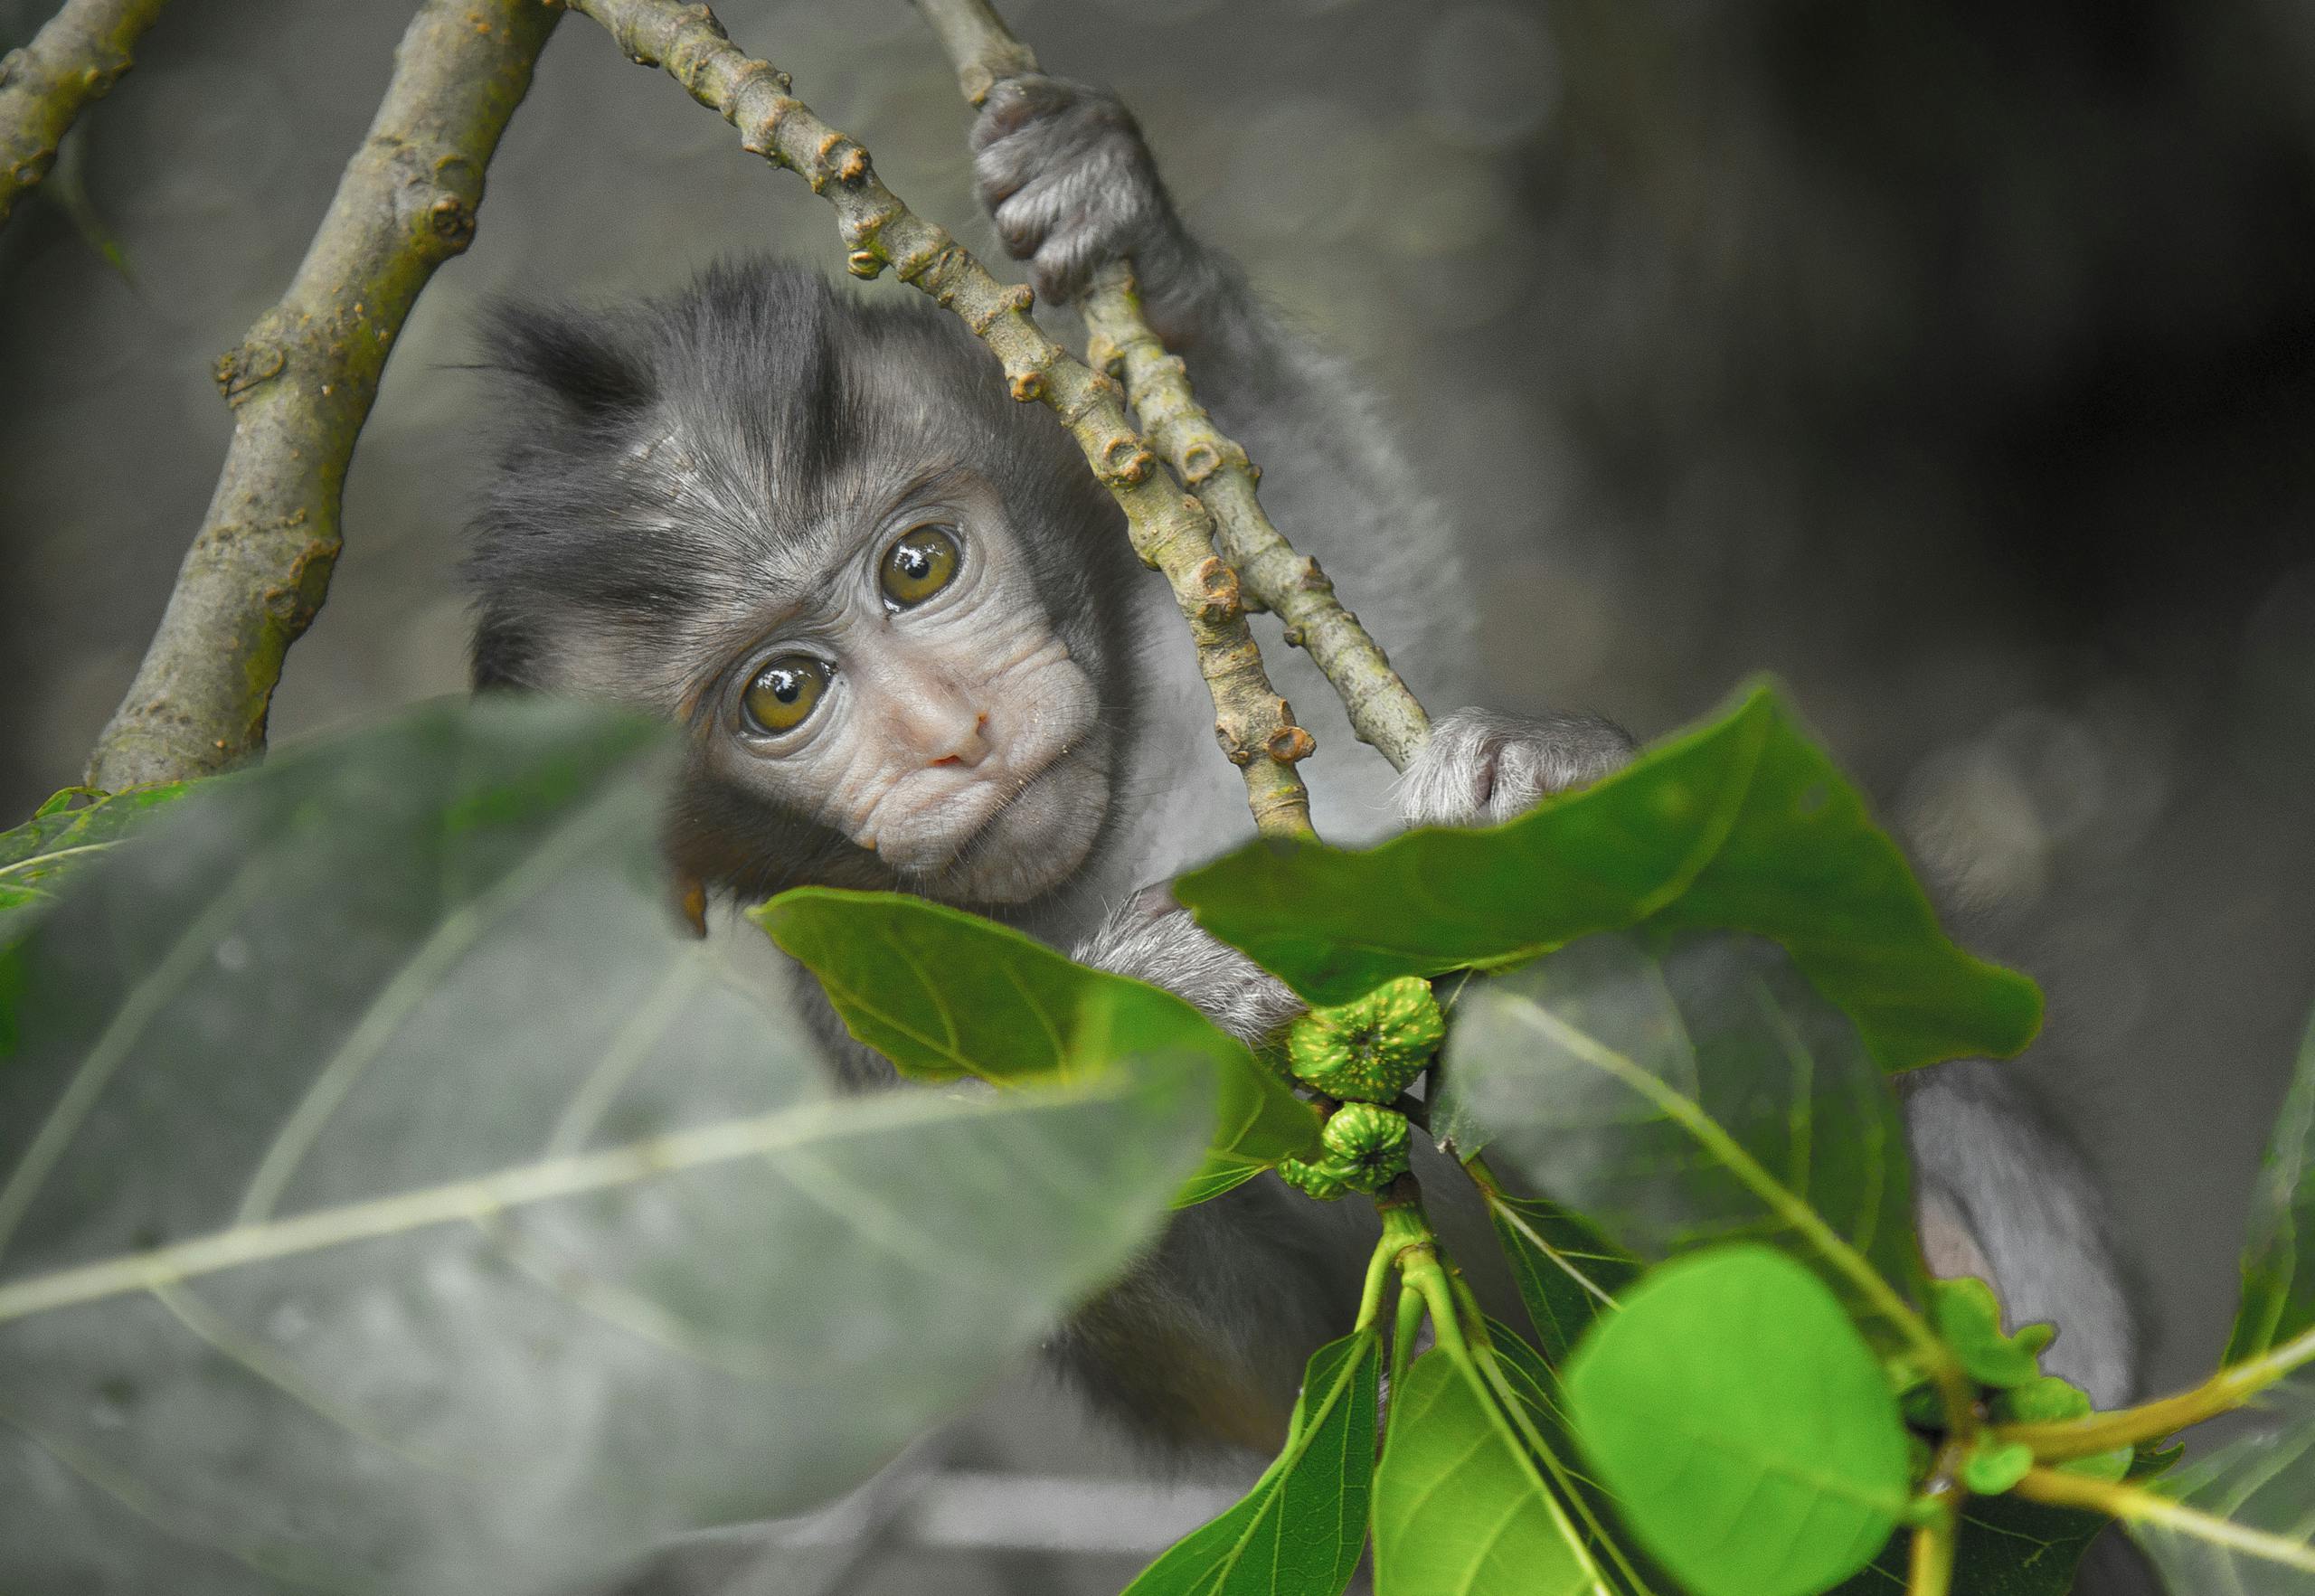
[1904,1061,2140,1405]
[1395,707,1637,827]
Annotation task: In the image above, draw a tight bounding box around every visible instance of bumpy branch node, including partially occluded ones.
[0,0,169,229]
[84,0,558,791]
[912,0,1435,772]
[572,0,1317,839]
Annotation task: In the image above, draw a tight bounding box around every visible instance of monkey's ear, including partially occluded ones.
[480,301,655,416]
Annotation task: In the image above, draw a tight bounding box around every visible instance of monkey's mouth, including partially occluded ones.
[906,737,1110,905]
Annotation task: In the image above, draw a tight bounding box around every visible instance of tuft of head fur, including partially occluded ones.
[467,260,1138,702]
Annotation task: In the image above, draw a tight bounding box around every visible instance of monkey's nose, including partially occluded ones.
[928,711,991,769]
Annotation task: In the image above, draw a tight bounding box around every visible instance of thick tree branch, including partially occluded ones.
[0,0,169,229]
[569,0,1317,839]
[913,0,1435,772]
[85,0,559,791]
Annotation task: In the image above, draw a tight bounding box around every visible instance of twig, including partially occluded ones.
[0,0,170,229]
[1996,1320,2315,1462]
[84,0,559,791]
[2015,1467,2315,1572]
[567,0,1317,839]
[912,0,1435,771]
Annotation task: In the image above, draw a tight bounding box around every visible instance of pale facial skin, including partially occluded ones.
[691,470,1110,905]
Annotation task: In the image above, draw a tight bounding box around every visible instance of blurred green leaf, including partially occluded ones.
[2128,1374,2315,1593]
[2227,1006,2315,1364]
[1122,1327,1379,1596]
[0,779,193,946]
[1448,930,1928,1341]
[1176,685,2039,1072]
[0,699,1210,1595]
[1932,1275,2054,1388]
[757,888,1320,1204]
[1564,1245,1909,1596]
[1372,1349,1613,1596]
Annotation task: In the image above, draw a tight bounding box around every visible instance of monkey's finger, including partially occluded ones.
[970,73,1077,150]
[1030,225,1111,307]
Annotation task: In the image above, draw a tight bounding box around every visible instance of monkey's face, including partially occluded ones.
[690,470,1112,905]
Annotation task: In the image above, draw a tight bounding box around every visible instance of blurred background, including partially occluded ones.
[3,0,2311,1590]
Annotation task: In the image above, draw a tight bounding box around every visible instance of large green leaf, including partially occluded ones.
[0,700,1211,1596]
[2228,1007,2315,1364]
[1564,1245,1910,1596]
[757,888,1321,1204]
[0,780,194,947]
[1372,1350,1613,1596]
[1447,930,1928,1340]
[2128,1374,2315,1593]
[1122,1327,1379,1596]
[1176,685,2039,1072]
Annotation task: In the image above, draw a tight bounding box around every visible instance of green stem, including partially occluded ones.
[1906,1502,1956,1596]
[1396,1231,1615,1592]
[1998,1322,2315,1462]
[1390,1279,1423,1399]
[2015,1467,2315,1572]
[1356,1226,1395,1334]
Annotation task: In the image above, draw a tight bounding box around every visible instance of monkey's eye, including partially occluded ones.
[742,655,832,735]
[879,525,961,609]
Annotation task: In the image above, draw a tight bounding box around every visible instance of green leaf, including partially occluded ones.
[1564,1245,1910,1596]
[1123,1327,1379,1596]
[0,779,194,946]
[1176,684,2039,1072]
[1488,1195,1641,1366]
[1822,1495,2107,1596]
[2228,1006,2315,1364]
[1481,1318,1671,1593]
[0,699,1211,1594]
[757,888,1321,1204]
[2128,1374,2315,1592]
[1448,929,1929,1341]
[1372,1349,1613,1596]
[1932,1275,2054,1388]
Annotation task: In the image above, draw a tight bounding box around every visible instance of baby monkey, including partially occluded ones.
[468,74,2135,1463]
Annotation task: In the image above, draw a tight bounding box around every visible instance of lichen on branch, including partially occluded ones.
[84,0,559,791]
[912,0,1435,772]
[0,0,170,229]
[569,0,1317,839]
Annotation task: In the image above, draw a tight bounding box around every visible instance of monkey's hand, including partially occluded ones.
[1073,884,1302,1048]
[1395,708,1637,829]
[972,74,1194,314]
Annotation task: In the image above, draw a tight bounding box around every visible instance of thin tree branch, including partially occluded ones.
[913,0,1436,772]
[0,0,169,229]
[568,0,1317,839]
[85,0,560,791]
